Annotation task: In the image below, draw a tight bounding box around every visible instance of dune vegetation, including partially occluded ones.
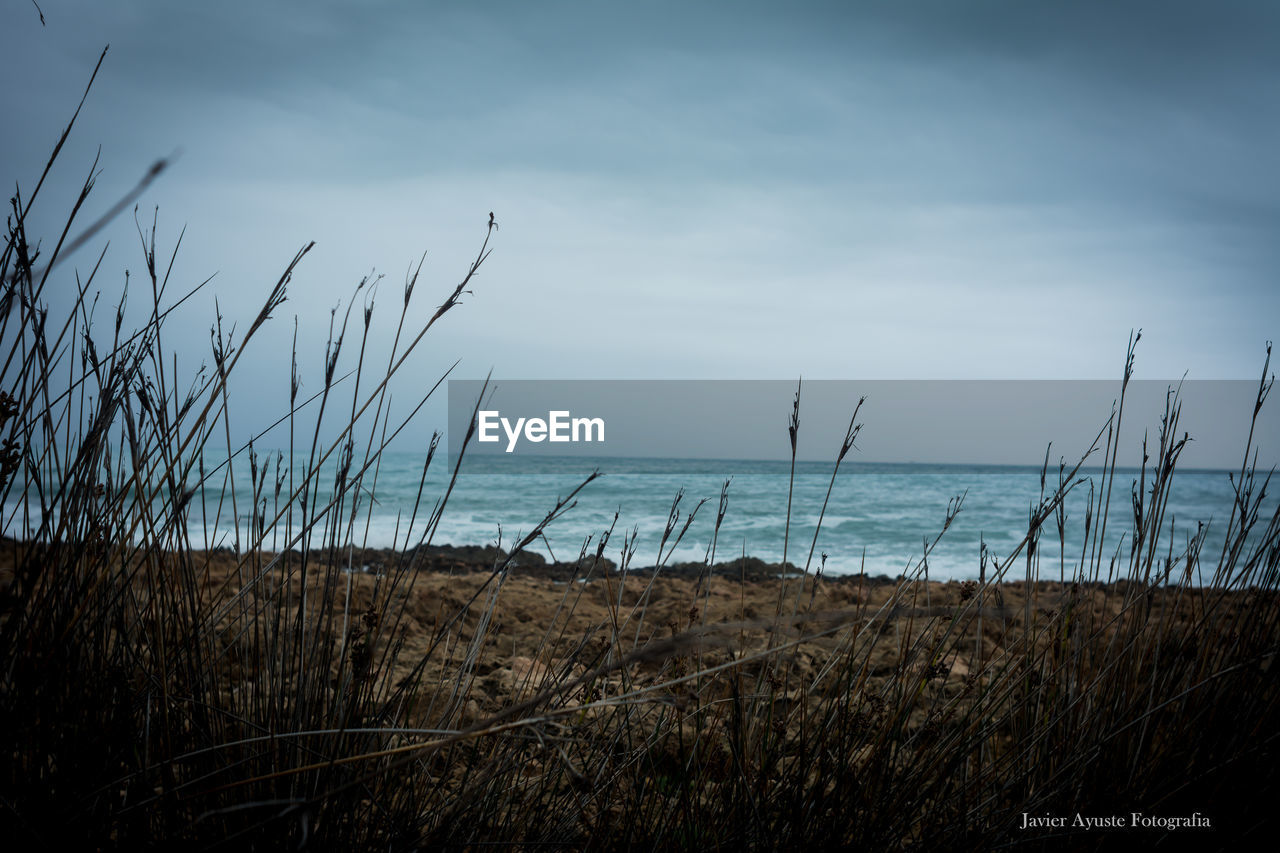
[3,55,1279,851]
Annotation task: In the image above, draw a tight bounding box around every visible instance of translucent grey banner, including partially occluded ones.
[446,379,1276,474]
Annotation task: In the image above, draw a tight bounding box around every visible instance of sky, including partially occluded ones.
[3,0,1278,461]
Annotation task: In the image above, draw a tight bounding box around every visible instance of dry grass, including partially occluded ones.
[2,55,1278,851]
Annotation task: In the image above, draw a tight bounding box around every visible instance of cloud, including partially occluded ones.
[1,1,1276,456]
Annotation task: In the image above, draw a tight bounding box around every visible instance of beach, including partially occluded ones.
[5,535,1274,847]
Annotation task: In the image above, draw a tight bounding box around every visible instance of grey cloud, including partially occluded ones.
[1,0,1275,454]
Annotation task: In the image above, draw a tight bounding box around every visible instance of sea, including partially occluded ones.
[177,451,1274,582]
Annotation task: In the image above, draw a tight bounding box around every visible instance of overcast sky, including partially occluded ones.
[3,1,1277,458]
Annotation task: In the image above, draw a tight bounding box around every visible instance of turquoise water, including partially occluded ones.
[181,451,1272,581]
[6,448,1269,581]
